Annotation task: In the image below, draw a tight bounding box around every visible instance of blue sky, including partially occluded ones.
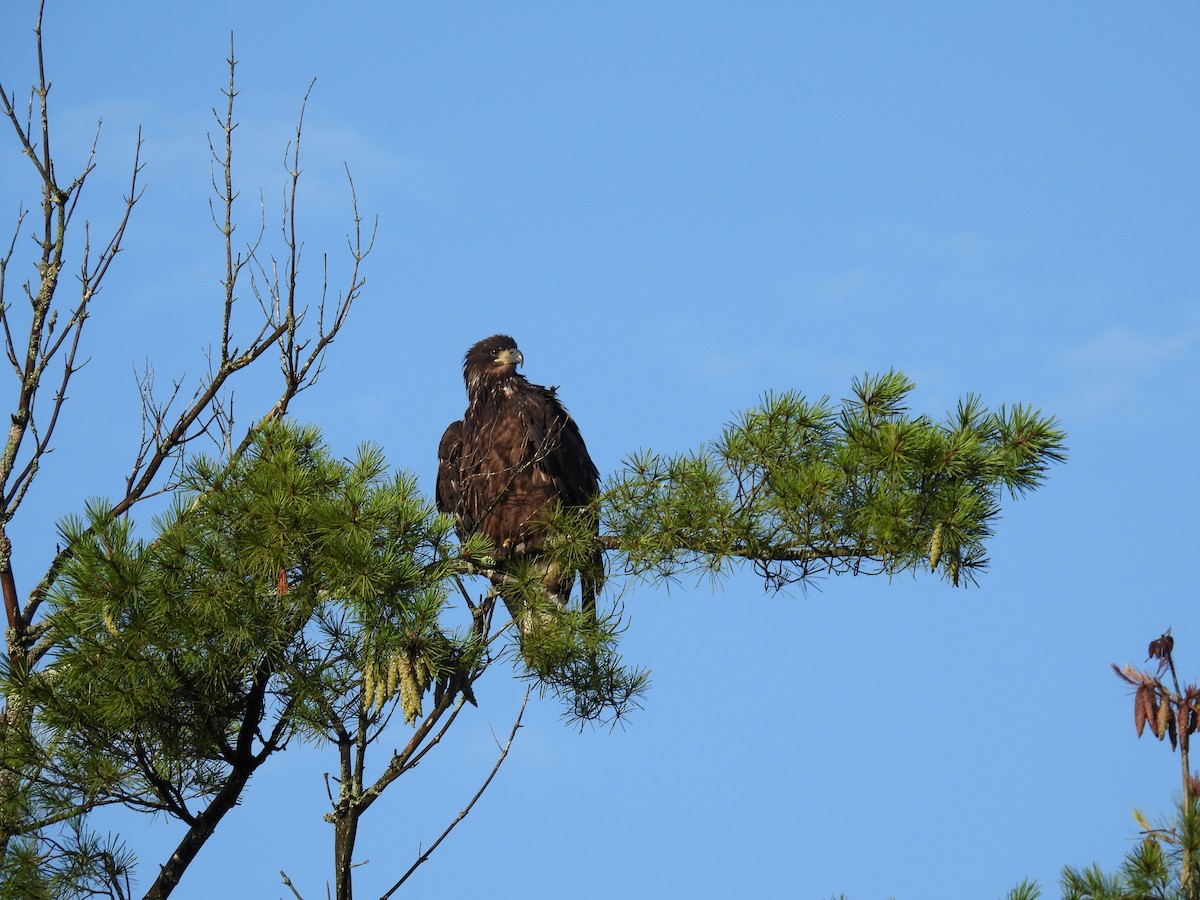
[2,2,1199,898]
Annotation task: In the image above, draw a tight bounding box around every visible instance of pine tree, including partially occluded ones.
[0,5,1068,898]
[0,5,369,894]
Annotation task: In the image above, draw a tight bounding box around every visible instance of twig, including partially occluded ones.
[378,686,532,898]
[280,870,304,900]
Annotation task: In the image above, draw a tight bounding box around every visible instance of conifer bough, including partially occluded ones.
[600,370,1066,590]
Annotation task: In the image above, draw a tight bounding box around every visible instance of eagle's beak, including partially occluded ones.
[497,348,524,368]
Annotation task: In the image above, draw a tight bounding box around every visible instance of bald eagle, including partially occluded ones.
[437,334,602,634]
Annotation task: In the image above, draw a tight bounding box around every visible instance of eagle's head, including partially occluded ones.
[463,334,524,391]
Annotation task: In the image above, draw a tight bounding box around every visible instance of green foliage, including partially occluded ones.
[0,422,467,889]
[1006,801,1200,900]
[1060,863,1125,900]
[468,501,647,724]
[4,420,645,890]
[509,597,648,725]
[1004,879,1043,900]
[603,371,1066,590]
[0,820,133,900]
[26,423,451,804]
[1,372,1065,893]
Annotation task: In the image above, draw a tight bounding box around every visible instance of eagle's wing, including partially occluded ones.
[514,385,604,615]
[454,382,597,549]
[436,419,465,528]
[449,374,602,619]
[514,384,599,507]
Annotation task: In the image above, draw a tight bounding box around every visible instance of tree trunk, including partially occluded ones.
[1183,745,1195,900]
[0,640,34,868]
[143,765,254,900]
[333,809,360,900]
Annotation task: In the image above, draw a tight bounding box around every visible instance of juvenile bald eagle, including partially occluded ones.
[437,334,602,633]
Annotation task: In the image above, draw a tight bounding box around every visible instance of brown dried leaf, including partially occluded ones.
[1168,708,1179,750]
[1180,701,1192,751]
[1152,696,1171,739]
[1145,691,1159,737]
[1136,685,1150,737]
[1148,630,1175,671]
[1114,663,1152,686]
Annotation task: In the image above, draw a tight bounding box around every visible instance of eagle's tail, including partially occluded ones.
[580,547,604,626]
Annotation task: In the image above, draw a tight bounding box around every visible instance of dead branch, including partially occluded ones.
[379,687,531,898]
[0,8,143,638]
[280,870,305,900]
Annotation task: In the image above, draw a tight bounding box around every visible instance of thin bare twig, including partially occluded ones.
[280,871,305,900]
[0,17,144,635]
[379,686,532,899]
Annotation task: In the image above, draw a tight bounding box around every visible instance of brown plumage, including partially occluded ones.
[437,334,602,631]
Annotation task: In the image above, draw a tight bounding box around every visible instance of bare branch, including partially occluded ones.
[0,205,29,375]
[379,687,532,898]
[231,134,374,463]
[0,46,144,633]
[280,871,305,900]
